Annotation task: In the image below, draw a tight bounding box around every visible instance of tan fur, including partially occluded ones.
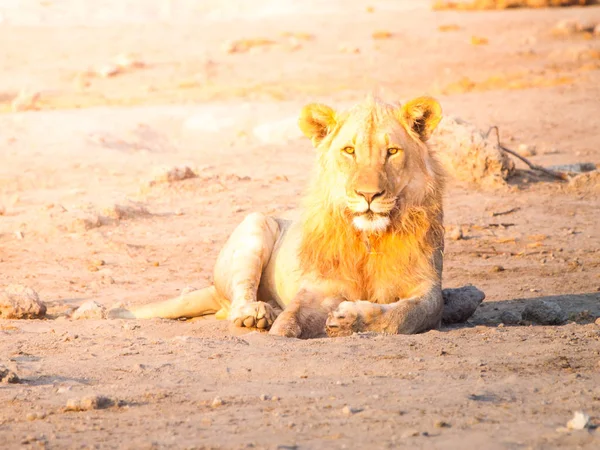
[112,95,448,338]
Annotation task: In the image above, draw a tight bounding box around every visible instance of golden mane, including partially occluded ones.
[298,154,445,303]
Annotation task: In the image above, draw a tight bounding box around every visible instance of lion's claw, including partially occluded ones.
[326,301,363,337]
[230,301,277,330]
[269,312,302,338]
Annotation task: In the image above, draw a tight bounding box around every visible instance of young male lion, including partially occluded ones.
[112,95,482,337]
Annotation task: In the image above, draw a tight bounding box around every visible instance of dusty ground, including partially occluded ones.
[1,1,600,448]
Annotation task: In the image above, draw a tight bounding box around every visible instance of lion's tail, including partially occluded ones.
[110,286,230,320]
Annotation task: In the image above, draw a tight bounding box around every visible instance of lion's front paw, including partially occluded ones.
[229,301,277,329]
[269,312,302,338]
[325,301,362,337]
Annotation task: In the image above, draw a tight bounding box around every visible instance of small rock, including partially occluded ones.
[0,364,19,384]
[66,212,102,233]
[148,166,198,186]
[342,406,362,416]
[500,310,521,325]
[567,411,590,430]
[260,394,271,401]
[65,395,114,412]
[25,412,46,421]
[114,53,145,69]
[549,163,596,174]
[517,144,537,157]
[71,300,107,320]
[401,429,420,438]
[442,285,486,324]
[594,24,600,37]
[568,170,600,193]
[434,420,451,428]
[490,265,505,273]
[552,19,580,36]
[96,64,120,78]
[449,227,463,241]
[522,300,566,325]
[0,284,46,319]
[211,396,224,407]
[595,317,600,326]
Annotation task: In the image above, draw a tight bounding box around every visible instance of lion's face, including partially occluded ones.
[299,96,442,233]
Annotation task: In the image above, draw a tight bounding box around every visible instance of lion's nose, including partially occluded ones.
[355,189,385,204]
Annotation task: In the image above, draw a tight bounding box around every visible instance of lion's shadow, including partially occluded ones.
[445,292,600,329]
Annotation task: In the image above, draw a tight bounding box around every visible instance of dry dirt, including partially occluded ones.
[1,1,600,449]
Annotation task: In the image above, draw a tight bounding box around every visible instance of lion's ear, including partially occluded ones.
[399,96,442,142]
[298,103,337,146]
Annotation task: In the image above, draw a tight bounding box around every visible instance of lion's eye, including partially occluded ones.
[342,146,355,155]
[387,147,401,156]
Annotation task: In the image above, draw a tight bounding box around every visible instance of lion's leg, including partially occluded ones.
[213,212,281,329]
[269,290,343,338]
[325,286,444,336]
[109,286,225,320]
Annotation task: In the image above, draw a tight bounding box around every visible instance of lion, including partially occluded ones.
[110,95,484,337]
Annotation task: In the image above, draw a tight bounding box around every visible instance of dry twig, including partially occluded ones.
[485,126,569,181]
[491,207,520,217]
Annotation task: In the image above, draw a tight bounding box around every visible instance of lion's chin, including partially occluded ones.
[352,214,391,233]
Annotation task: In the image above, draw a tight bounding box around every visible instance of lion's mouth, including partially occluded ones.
[352,211,391,233]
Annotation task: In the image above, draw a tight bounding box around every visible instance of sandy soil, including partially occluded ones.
[1,1,599,448]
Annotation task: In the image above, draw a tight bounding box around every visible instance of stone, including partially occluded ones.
[342,406,363,416]
[65,395,114,412]
[568,170,600,193]
[211,396,224,407]
[522,300,566,325]
[71,300,107,320]
[566,411,590,430]
[442,286,486,324]
[429,116,515,187]
[0,285,46,319]
[148,166,198,186]
[0,364,19,383]
[500,310,521,325]
[449,228,463,241]
[517,144,537,157]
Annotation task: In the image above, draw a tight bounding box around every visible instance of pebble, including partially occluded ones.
[567,411,590,430]
[65,395,114,412]
[434,420,451,428]
[490,265,505,273]
[449,228,463,241]
[522,300,566,325]
[148,166,198,186]
[517,144,537,157]
[260,394,270,401]
[71,300,107,320]
[342,405,363,416]
[26,412,46,421]
[552,19,580,36]
[0,364,20,384]
[401,429,420,438]
[500,310,521,325]
[0,284,46,319]
[96,64,120,78]
[595,317,600,326]
[211,396,224,407]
